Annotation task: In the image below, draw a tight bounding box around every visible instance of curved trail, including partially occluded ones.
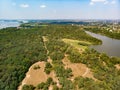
[82,68,89,77]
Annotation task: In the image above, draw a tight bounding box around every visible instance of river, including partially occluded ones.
[0,20,20,29]
[85,31,120,57]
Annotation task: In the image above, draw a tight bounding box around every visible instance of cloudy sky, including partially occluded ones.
[0,0,120,19]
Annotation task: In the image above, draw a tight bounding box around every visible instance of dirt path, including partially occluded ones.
[42,36,53,64]
[42,36,49,55]
[82,68,89,77]
[18,36,61,90]
[42,36,61,87]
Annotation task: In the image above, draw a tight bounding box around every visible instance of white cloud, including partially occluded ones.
[111,0,116,4]
[104,1,109,4]
[20,4,29,8]
[90,0,117,5]
[40,5,46,8]
[91,0,107,2]
[90,0,108,5]
[90,2,94,5]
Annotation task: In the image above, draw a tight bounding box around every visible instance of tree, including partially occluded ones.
[22,84,35,90]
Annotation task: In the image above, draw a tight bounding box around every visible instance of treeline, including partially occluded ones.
[44,25,102,44]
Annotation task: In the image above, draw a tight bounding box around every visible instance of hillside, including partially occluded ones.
[0,24,120,90]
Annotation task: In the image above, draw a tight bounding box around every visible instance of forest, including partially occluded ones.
[0,24,120,90]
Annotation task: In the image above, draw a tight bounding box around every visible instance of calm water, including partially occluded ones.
[0,20,20,29]
[86,31,120,57]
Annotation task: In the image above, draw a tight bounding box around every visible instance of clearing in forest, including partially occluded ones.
[62,38,91,51]
[18,61,59,90]
[62,55,97,81]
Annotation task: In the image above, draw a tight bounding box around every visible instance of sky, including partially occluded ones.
[0,0,120,19]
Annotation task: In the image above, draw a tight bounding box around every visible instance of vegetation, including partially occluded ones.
[33,65,40,70]
[0,24,120,90]
[78,42,89,46]
[36,77,54,90]
[62,38,91,50]
[37,82,46,89]
[67,48,120,90]
[44,62,52,74]
[22,85,35,90]
[0,27,47,90]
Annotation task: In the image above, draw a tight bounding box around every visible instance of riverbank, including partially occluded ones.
[86,31,120,57]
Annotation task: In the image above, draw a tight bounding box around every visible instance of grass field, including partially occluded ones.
[62,38,91,50]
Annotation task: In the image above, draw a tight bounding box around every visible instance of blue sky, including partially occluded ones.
[0,0,120,19]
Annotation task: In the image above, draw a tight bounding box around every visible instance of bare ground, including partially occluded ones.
[115,64,120,70]
[42,36,48,42]
[62,55,96,81]
[18,61,59,90]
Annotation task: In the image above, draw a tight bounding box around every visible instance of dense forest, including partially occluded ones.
[0,24,120,90]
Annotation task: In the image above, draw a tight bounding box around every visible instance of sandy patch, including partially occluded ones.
[115,64,120,70]
[49,85,53,90]
[62,56,96,81]
[42,36,48,42]
[18,61,59,90]
[47,56,53,64]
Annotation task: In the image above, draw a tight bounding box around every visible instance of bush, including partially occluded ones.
[45,62,52,68]
[78,42,89,46]
[46,77,53,85]
[37,82,45,89]
[22,84,35,90]
[44,62,52,74]
[53,85,59,90]
[33,65,40,70]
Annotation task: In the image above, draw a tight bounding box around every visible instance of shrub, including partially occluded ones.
[37,82,45,89]
[22,84,35,90]
[33,65,40,70]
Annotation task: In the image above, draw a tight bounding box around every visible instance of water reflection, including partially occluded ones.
[86,31,120,57]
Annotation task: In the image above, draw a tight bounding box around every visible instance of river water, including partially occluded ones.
[0,20,20,29]
[85,31,120,57]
